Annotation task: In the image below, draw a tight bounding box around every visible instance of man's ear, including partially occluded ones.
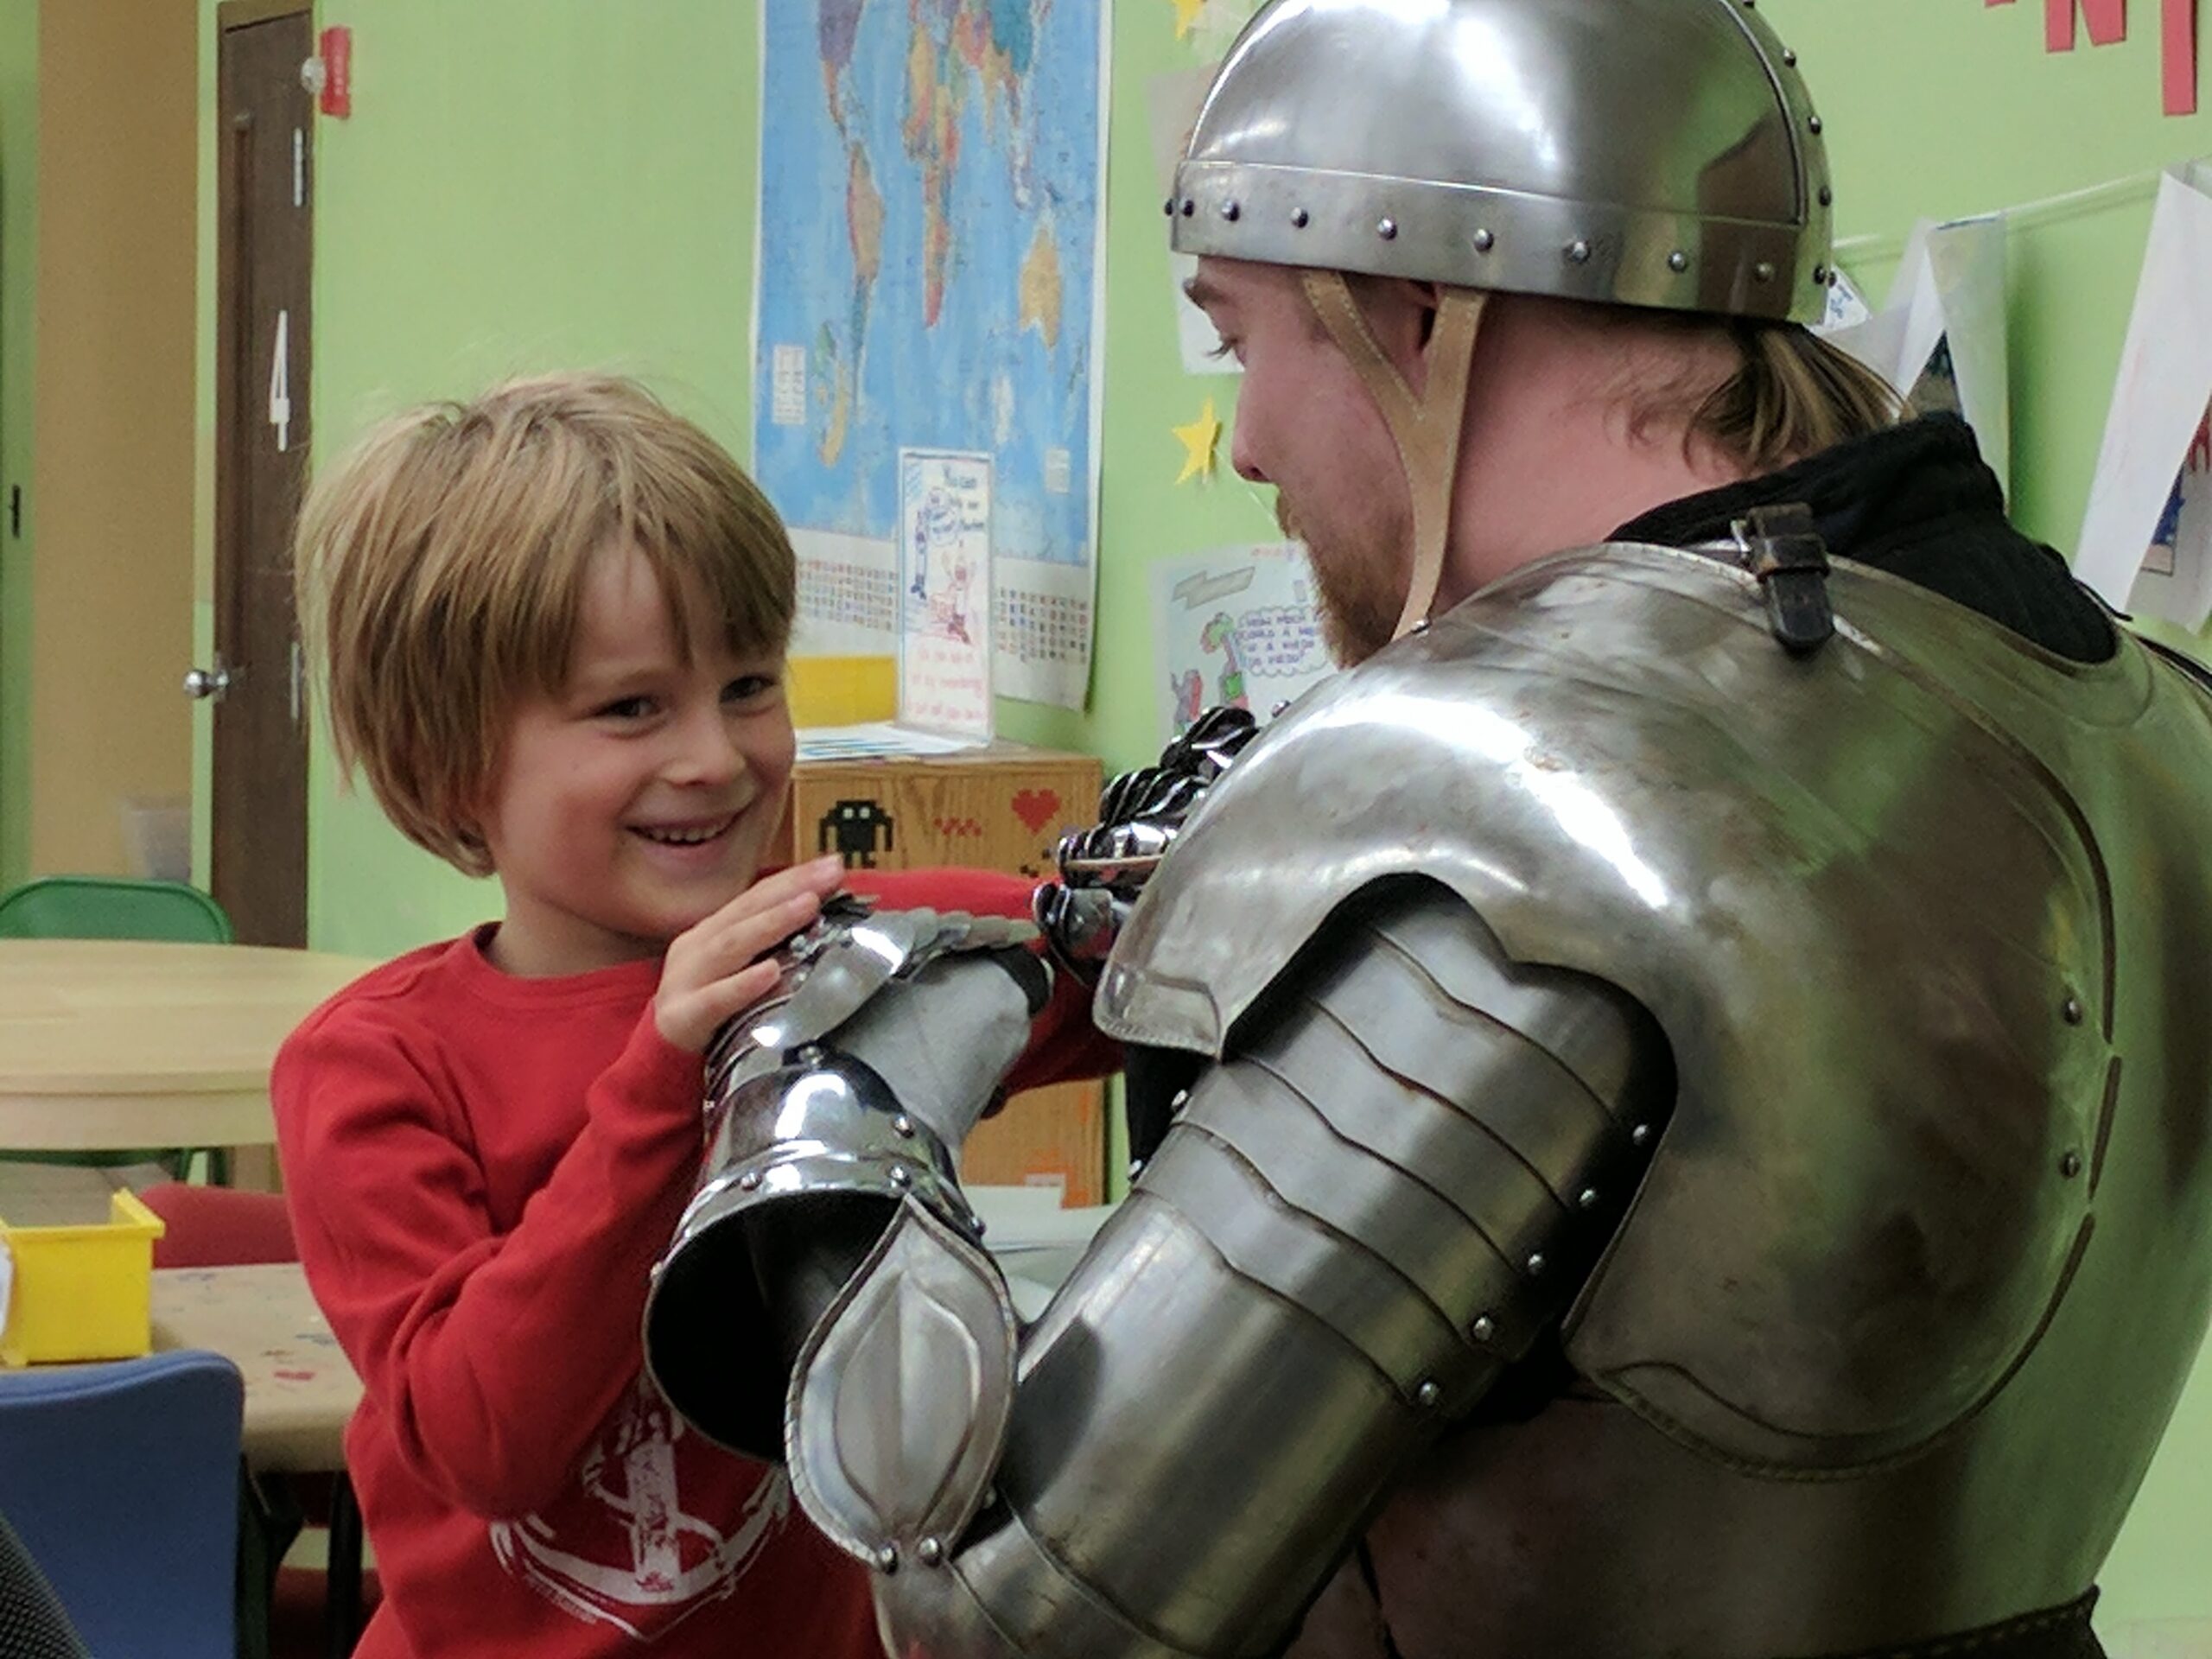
[1351,274,1447,391]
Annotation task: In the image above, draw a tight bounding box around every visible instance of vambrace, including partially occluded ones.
[793,882,1675,1658]
[641,896,1050,1464]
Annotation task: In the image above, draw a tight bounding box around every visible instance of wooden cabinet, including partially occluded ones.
[774,744,1109,1205]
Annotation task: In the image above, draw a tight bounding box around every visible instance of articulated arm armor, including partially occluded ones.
[647,869,1671,1658]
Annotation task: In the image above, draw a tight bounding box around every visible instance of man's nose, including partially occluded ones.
[1230,418,1268,485]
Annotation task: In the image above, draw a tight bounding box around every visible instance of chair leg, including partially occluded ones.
[325,1474,363,1659]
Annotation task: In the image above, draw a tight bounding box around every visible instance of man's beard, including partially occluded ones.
[1277,493,1401,667]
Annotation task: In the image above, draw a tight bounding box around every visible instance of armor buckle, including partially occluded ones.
[1732,504,1834,657]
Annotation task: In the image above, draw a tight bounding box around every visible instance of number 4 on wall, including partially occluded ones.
[1987,0,2200,116]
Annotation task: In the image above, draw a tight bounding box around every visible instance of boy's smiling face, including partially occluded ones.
[475,543,798,976]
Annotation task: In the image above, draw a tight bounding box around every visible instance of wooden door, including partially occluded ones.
[209,3,313,948]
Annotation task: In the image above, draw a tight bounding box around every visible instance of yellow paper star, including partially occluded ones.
[1169,0,1207,41]
[1173,397,1222,484]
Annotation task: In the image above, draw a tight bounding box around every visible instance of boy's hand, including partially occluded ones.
[656,856,847,1054]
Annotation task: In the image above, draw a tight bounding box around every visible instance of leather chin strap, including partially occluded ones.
[1298,270,1487,642]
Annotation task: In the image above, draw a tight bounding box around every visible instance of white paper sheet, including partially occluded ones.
[1822,214,2012,492]
[1150,543,1338,746]
[1147,63,1240,378]
[794,722,988,763]
[2077,165,2212,626]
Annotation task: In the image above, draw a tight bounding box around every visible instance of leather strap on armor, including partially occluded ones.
[1300,272,1486,642]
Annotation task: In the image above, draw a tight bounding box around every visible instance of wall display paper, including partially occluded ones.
[2077,165,2212,626]
[1149,543,1336,747]
[753,0,1109,708]
[1147,63,1239,378]
[898,449,995,741]
[1821,214,2012,494]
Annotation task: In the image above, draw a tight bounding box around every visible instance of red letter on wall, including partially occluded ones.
[2048,0,2130,48]
[2167,0,2199,113]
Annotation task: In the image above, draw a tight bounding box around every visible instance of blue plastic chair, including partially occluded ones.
[0,876,238,1182]
[0,1350,243,1658]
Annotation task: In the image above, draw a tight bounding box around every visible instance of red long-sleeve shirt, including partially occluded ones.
[274,869,1111,1657]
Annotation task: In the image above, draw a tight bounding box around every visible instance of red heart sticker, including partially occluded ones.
[1010,788,1062,834]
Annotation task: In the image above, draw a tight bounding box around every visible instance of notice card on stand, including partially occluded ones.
[897,448,995,741]
[2077,163,2212,629]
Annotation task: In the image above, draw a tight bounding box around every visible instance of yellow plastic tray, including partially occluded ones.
[0,1189,166,1365]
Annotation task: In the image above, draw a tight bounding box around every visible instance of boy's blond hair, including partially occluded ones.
[295,372,796,878]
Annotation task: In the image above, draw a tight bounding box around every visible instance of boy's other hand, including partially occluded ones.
[655,855,847,1053]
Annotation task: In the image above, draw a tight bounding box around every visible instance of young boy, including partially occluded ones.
[277,373,1105,1657]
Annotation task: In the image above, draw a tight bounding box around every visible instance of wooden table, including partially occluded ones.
[151,1262,361,1471]
[0,940,375,1154]
[153,1262,366,1657]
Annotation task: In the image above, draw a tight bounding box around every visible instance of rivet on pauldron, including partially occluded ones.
[738,1170,761,1192]
[1668,250,1689,273]
[876,1545,899,1574]
[1755,261,1777,283]
[892,1114,915,1138]
[1128,1158,1147,1180]
[1631,1123,1653,1147]
[1377,217,1398,240]
[2063,995,2085,1026]
[1579,1188,1599,1211]
[1567,238,1592,264]
[918,1537,944,1567]
[1783,48,1798,67]
[1162,197,1175,216]
[1416,1379,1441,1408]
[1820,185,1834,207]
[1471,1314,1496,1343]
[2060,1150,2084,1179]
[1526,1252,1547,1276]
[1222,200,1241,222]
[1813,265,1830,285]
[1180,199,1196,217]
[1808,113,1823,134]
[1473,227,1495,252]
[1291,207,1310,228]
[889,1166,912,1189]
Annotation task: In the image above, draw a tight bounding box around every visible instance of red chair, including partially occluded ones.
[139,1184,377,1657]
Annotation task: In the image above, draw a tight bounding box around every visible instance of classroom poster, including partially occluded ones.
[2077,165,2212,626]
[897,450,995,741]
[1148,543,1336,747]
[753,0,1109,708]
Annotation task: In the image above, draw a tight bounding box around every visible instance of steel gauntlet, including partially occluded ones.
[1034,706,1259,978]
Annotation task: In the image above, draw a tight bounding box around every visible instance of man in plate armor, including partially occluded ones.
[645,3,2212,1655]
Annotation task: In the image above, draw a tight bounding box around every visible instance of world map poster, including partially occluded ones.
[753,0,1108,708]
